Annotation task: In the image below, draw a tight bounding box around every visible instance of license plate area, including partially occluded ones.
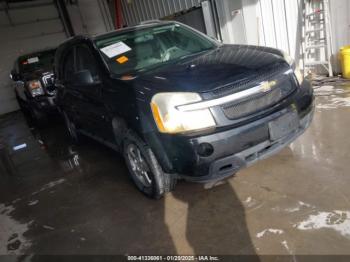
[269,111,299,141]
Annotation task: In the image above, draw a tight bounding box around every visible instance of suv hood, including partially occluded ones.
[132,45,289,93]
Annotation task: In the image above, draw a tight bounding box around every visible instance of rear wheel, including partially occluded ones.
[123,131,176,199]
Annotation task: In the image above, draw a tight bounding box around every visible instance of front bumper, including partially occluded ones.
[146,81,314,182]
[29,96,57,113]
[180,107,313,182]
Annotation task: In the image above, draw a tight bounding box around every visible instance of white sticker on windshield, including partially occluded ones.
[100,42,131,58]
[27,57,39,64]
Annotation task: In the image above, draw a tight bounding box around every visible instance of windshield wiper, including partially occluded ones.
[178,49,212,61]
[137,48,216,74]
[178,47,219,63]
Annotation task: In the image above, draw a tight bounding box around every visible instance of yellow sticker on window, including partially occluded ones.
[116,56,129,64]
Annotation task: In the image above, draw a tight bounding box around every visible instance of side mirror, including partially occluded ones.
[10,70,20,81]
[72,70,95,86]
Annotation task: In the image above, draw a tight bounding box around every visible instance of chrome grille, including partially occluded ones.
[222,77,296,120]
[209,64,291,99]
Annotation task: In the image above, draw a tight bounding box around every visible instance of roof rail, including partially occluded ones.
[139,20,162,25]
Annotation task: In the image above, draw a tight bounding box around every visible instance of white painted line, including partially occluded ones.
[13,143,27,151]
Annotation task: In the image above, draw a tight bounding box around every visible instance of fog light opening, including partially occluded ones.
[197,143,214,157]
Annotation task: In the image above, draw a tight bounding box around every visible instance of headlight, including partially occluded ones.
[151,92,216,134]
[281,50,303,85]
[281,50,294,67]
[294,67,304,85]
[28,80,44,97]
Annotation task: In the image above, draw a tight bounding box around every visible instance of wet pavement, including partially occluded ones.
[0,79,350,256]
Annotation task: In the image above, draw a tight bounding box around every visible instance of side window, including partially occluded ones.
[63,48,75,83]
[75,45,100,82]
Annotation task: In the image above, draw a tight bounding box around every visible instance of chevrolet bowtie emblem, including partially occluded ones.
[260,81,277,92]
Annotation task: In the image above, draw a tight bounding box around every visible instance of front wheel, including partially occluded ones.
[123,132,176,199]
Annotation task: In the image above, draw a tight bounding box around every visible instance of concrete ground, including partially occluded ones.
[0,79,350,257]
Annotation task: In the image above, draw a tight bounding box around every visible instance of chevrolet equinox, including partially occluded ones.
[55,21,314,199]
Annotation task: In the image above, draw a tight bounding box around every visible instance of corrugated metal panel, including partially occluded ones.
[271,0,289,53]
[258,0,278,48]
[284,0,302,60]
[329,0,350,72]
[256,0,306,67]
[121,0,202,26]
[257,0,301,58]
[256,0,349,71]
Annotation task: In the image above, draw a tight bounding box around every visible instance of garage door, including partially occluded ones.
[0,0,67,115]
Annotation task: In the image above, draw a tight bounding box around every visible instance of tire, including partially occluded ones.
[123,131,176,199]
[63,111,80,144]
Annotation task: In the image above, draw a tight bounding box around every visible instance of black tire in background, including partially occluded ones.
[123,131,176,199]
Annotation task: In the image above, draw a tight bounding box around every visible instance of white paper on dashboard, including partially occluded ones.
[100,42,131,58]
[28,57,39,64]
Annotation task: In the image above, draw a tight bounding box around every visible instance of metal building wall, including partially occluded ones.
[255,0,350,72]
[256,0,303,61]
[65,0,114,35]
[118,0,348,73]
[329,0,350,72]
[120,0,202,26]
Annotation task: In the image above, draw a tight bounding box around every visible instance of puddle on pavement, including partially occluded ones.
[294,210,350,238]
[313,78,350,109]
[0,204,32,254]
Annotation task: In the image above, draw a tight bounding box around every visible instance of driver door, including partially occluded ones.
[73,44,108,140]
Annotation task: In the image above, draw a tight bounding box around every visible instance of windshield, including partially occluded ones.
[18,49,56,74]
[95,23,217,75]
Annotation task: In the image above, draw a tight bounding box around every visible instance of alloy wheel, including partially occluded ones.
[126,143,152,188]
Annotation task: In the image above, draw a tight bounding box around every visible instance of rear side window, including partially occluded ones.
[75,45,100,82]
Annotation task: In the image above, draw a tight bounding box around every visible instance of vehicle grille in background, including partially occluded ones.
[222,77,296,120]
[42,73,56,95]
